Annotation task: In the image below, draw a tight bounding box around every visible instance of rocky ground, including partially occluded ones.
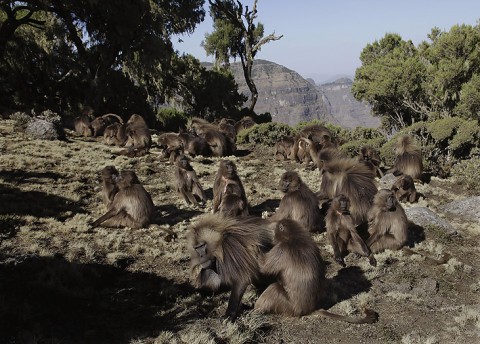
[0,119,478,344]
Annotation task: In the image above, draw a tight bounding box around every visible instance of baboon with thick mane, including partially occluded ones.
[187,214,272,320]
[318,157,377,226]
[274,136,295,161]
[390,134,423,180]
[91,113,123,137]
[255,219,378,323]
[358,145,384,177]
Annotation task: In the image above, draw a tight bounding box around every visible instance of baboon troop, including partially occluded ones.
[66,111,437,325]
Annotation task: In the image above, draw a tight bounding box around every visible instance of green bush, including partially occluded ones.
[237,122,294,145]
[451,157,480,193]
[379,118,480,175]
[156,108,188,132]
[340,136,386,158]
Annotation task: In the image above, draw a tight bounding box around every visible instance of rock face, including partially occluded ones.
[229,60,337,126]
[318,78,381,128]
[221,59,379,128]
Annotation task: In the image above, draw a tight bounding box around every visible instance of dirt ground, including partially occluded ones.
[0,119,479,344]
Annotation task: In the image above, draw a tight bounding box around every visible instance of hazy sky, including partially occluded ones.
[173,0,480,83]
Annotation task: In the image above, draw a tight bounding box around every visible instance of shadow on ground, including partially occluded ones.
[0,254,197,343]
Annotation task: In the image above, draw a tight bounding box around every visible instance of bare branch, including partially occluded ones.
[253,32,283,53]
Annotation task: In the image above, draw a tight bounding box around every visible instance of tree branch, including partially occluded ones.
[253,32,283,53]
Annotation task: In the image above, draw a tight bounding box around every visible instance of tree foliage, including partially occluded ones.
[353,23,480,132]
[0,0,206,122]
[204,0,282,112]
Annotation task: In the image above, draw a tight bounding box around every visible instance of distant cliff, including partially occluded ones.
[318,78,380,128]
[205,60,379,128]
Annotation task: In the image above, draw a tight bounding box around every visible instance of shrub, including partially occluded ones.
[340,136,386,158]
[156,108,188,132]
[237,122,293,145]
[451,157,480,193]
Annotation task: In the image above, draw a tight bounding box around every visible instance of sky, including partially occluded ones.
[173,0,480,84]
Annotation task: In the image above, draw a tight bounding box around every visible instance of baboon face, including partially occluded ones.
[177,155,190,169]
[116,170,139,189]
[101,166,118,180]
[220,160,237,178]
[193,241,216,269]
[400,175,414,189]
[335,194,350,213]
[376,189,397,211]
[279,171,300,193]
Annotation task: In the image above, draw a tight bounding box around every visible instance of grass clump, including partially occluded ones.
[451,157,480,192]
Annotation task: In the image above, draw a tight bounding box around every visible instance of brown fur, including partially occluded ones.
[219,183,248,217]
[392,175,418,203]
[274,136,295,161]
[212,160,248,213]
[100,165,119,208]
[158,132,183,150]
[358,145,384,178]
[218,118,237,144]
[299,137,345,170]
[91,113,123,137]
[178,132,211,157]
[299,124,334,144]
[325,195,376,267]
[122,114,151,156]
[187,214,273,320]
[390,135,423,180]
[234,116,256,132]
[188,117,233,156]
[91,170,155,229]
[270,171,324,232]
[318,157,377,226]
[103,122,127,146]
[255,219,378,324]
[366,189,408,253]
[175,155,206,206]
[74,115,93,137]
[292,137,312,164]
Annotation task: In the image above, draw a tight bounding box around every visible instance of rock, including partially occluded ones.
[441,196,480,223]
[378,173,397,190]
[25,110,65,140]
[405,207,457,235]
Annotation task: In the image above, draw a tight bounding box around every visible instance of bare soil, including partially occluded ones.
[0,120,478,344]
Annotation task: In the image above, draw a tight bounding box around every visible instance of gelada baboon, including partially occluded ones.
[100,165,119,208]
[255,219,378,323]
[274,136,295,161]
[318,158,377,226]
[234,116,256,133]
[270,171,324,232]
[175,155,206,206]
[189,117,233,156]
[74,115,93,137]
[298,124,334,144]
[366,189,408,253]
[91,170,155,229]
[219,183,248,217]
[358,145,384,178]
[122,114,151,156]
[103,122,127,146]
[212,160,248,214]
[325,194,376,267]
[291,137,312,164]
[218,118,237,144]
[178,132,211,157]
[91,113,123,137]
[389,135,423,180]
[187,214,272,320]
[391,175,418,203]
[298,137,343,170]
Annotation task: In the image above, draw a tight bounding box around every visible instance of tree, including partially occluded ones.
[0,0,205,121]
[204,0,282,112]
